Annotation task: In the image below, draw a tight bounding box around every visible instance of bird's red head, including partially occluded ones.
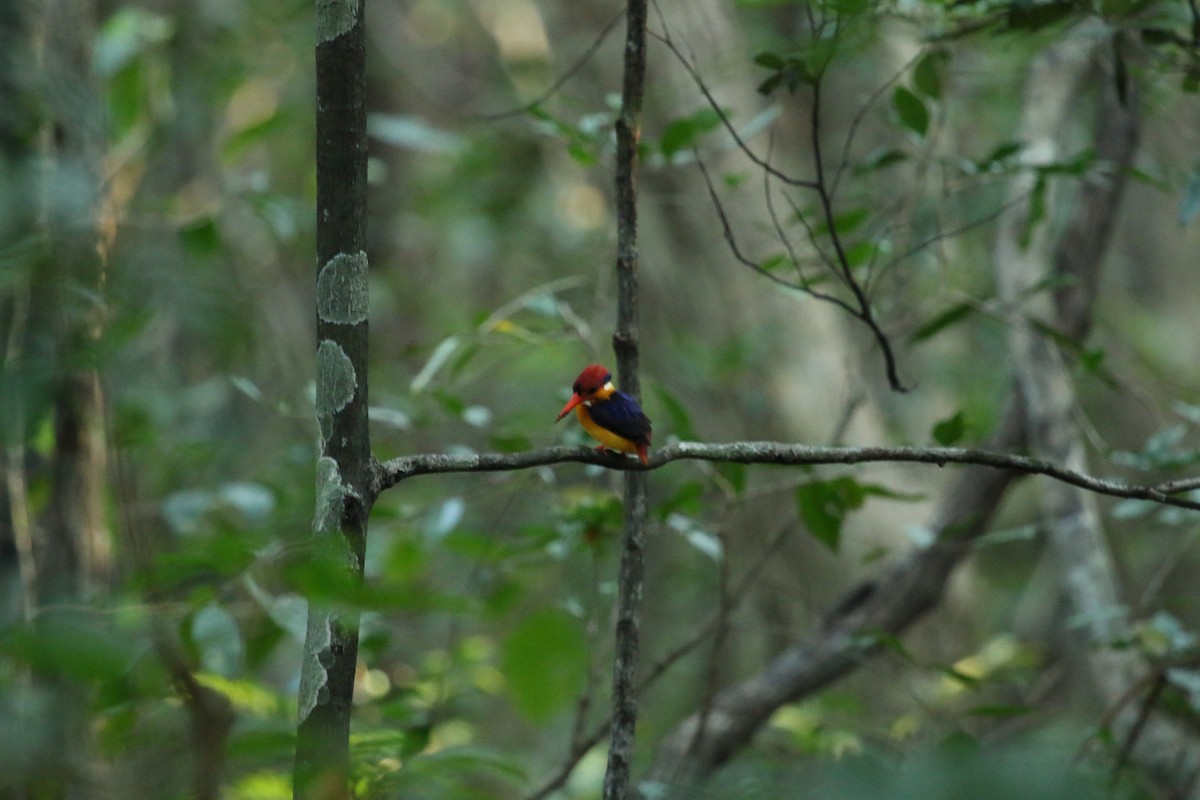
[556,364,613,421]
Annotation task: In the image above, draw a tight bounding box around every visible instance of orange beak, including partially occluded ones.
[556,393,584,422]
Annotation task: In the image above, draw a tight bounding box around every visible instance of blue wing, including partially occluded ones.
[589,391,652,444]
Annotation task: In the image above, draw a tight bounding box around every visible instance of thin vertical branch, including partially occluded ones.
[294,0,374,798]
[604,0,649,797]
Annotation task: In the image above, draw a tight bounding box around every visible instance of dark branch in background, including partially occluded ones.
[524,528,792,800]
[641,27,1194,795]
[807,74,906,391]
[648,30,815,190]
[650,27,909,391]
[374,442,1200,511]
[605,0,650,797]
[693,155,856,313]
[155,629,235,800]
[644,399,1028,791]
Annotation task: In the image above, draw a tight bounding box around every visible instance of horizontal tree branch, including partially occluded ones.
[373,441,1200,511]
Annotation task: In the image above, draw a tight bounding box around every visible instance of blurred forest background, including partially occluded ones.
[3,0,1200,797]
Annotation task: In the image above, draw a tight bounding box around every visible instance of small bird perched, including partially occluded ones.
[556,364,652,465]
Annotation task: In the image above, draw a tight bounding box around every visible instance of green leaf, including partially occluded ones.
[759,253,794,273]
[753,51,785,70]
[653,384,695,440]
[966,704,1033,718]
[842,240,878,269]
[856,147,908,173]
[913,49,947,99]
[1006,0,1076,31]
[660,108,722,159]
[971,141,1025,173]
[657,481,704,519]
[6,616,134,682]
[94,6,174,76]
[501,609,587,721]
[828,207,870,237]
[717,463,747,495]
[180,217,221,257]
[1140,27,1175,45]
[909,302,975,343]
[892,86,929,137]
[932,410,967,446]
[489,433,533,453]
[1021,173,1048,249]
[795,477,868,552]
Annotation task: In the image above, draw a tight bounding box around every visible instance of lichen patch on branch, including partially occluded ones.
[316,0,360,44]
[317,251,369,325]
[316,340,356,441]
[296,612,333,723]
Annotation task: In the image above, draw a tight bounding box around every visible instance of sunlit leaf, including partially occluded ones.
[411,336,460,393]
[93,6,174,76]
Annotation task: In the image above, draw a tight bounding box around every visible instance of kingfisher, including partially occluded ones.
[556,364,652,465]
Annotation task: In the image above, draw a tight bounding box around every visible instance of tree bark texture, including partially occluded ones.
[294,1,373,798]
[604,0,650,798]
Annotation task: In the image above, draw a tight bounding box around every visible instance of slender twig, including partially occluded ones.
[829,50,923,198]
[1153,476,1200,495]
[809,77,908,391]
[523,527,791,800]
[649,29,819,190]
[374,441,1200,512]
[762,158,838,293]
[476,9,627,121]
[693,153,857,313]
[652,21,906,390]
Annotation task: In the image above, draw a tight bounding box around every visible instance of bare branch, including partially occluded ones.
[605,0,651,797]
[693,153,857,313]
[652,23,907,390]
[524,527,792,800]
[830,49,922,197]
[808,77,908,391]
[649,29,819,190]
[374,441,1200,512]
[476,9,626,121]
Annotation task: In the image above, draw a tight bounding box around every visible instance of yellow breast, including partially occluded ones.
[576,405,638,454]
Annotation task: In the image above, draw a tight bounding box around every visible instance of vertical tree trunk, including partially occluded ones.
[294,1,373,798]
[995,26,1200,798]
[604,1,649,798]
[0,1,111,797]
